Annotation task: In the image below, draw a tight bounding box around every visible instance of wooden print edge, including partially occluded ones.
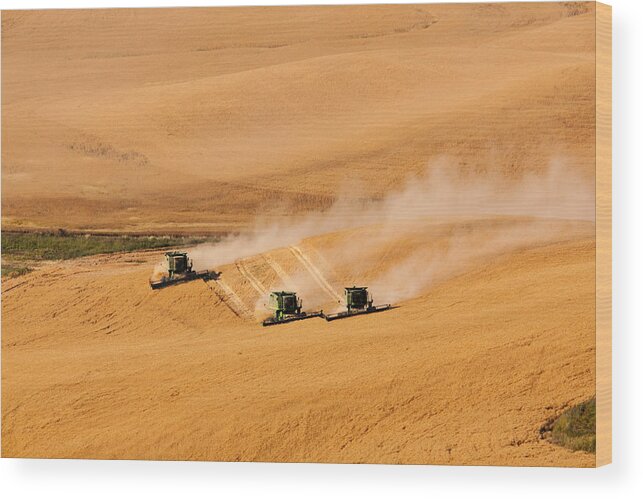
[595,0,612,467]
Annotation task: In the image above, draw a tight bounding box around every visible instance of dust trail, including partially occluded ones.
[367,219,585,304]
[182,158,594,304]
[254,253,337,318]
[190,159,593,268]
[151,262,166,281]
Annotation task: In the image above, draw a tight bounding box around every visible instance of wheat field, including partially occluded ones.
[2,3,597,465]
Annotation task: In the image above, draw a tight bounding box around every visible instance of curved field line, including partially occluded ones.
[236,260,267,296]
[206,279,254,321]
[288,246,342,303]
[262,254,296,290]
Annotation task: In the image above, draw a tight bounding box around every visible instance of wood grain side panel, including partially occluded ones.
[595,0,612,467]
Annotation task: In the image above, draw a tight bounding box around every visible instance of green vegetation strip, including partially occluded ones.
[1,231,215,278]
[1,261,33,279]
[550,398,596,453]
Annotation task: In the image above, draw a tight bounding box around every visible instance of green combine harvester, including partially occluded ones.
[322,286,391,321]
[149,251,218,290]
[262,291,322,326]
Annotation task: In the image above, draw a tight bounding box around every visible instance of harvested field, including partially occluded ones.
[1,3,597,465]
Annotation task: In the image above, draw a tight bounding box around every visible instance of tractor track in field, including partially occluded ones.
[288,246,343,303]
[205,278,255,321]
[262,254,296,290]
[236,260,267,296]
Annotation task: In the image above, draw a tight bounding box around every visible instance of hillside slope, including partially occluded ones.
[2,3,596,232]
[2,218,595,465]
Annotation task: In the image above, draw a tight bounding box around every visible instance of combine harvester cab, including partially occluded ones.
[149,251,218,290]
[262,291,322,327]
[322,286,391,321]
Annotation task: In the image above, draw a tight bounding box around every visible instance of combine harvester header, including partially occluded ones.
[322,286,391,321]
[262,286,392,326]
[262,291,323,327]
[150,251,219,290]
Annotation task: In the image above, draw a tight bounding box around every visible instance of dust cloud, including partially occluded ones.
[184,157,594,303]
